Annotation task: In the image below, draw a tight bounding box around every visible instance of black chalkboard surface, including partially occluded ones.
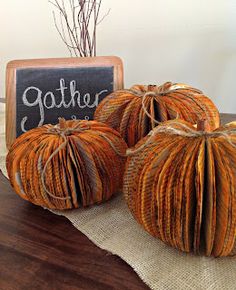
[6,57,123,148]
[16,67,113,136]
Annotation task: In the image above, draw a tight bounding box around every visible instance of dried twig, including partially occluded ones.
[49,0,110,57]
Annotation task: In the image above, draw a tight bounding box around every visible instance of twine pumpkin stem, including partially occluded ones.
[59,118,67,130]
[141,92,161,125]
[197,119,211,132]
[40,120,91,201]
[140,83,202,126]
[126,121,236,156]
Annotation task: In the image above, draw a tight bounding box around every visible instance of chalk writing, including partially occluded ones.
[20,78,108,132]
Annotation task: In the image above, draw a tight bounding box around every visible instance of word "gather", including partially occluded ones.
[21,78,108,132]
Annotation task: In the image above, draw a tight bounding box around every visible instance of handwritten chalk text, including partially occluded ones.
[21,79,108,132]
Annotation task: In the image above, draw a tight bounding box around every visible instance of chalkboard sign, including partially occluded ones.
[6,57,123,149]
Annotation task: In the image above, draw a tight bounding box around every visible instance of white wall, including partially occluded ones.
[0,0,236,112]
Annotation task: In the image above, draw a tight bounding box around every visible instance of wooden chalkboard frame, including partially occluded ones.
[6,56,123,149]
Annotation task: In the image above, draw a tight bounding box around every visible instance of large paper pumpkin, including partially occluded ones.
[94,82,220,147]
[7,119,127,210]
[124,119,236,257]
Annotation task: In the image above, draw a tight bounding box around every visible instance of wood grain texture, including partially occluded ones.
[220,113,234,124]
[6,56,124,149]
[6,65,16,149]
[0,172,149,290]
[0,114,233,289]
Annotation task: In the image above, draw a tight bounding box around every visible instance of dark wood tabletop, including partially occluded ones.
[0,172,149,290]
[0,114,234,290]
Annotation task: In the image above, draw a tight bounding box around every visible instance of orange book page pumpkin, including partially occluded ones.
[94,82,220,147]
[6,119,127,210]
[124,119,236,257]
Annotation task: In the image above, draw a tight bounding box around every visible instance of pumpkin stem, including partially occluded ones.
[59,118,67,129]
[197,119,211,132]
[147,85,157,92]
[154,82,173,95]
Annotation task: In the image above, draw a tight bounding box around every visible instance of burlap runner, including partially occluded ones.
[1,105,236,290]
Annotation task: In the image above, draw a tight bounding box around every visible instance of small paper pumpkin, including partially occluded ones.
[94,82,220,147]
[123,119,236,257]
[6,119,127,210]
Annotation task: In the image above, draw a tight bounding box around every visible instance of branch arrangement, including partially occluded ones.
[49,0,110,57]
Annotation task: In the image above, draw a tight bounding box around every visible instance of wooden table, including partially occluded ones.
[0,172,149,290]
[0,114,233,290]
